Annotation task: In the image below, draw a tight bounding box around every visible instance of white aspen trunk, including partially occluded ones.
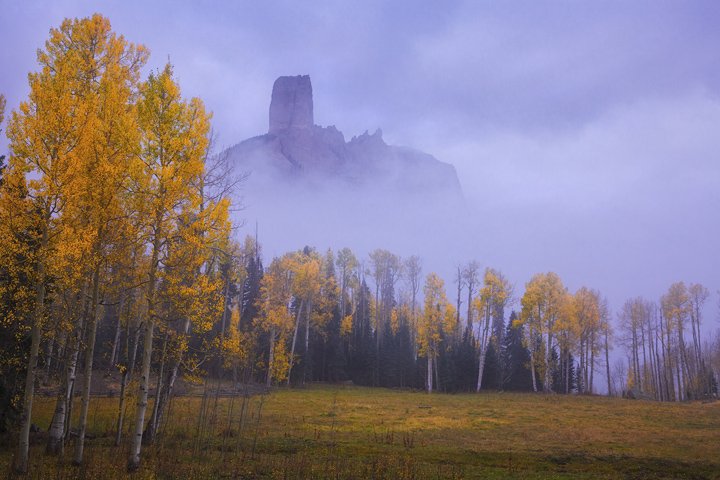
[128,234,160,472]
[286,300,304,387]
[476,311,491,392]
[640,322,648,391]
[73,265,102,465]
[47,282,88,454]
[146,314,191,445]
[476,347,487,393]
[530,349,538,393]
[46,393,66,455]
[127,316,155,471]
[145,329,169,445]
[109,292,126,369]
[544,333,552,393]
[605,331,611,397]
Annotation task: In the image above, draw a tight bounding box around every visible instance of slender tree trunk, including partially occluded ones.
[145,329,169,446]
[605,330,612,396]
[109,291,126,370]
[47,283,88,454]
[128,235,161,472]
[286,300,304,387]
[145,314,191,445]
[465,281,474,340]
[127,314,155,471]
[115,317,140,446]
[529,345,538,393]
[476,346,487,393]
[476,312,492,392]
[544,332,552,394]
[73,265,102,465]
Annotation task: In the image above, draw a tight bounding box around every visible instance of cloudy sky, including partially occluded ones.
[2,1,719,346]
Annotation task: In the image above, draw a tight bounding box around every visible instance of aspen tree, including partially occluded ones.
[661,283,693,400]
[572,288,600,394]
[453,265,465,347]
[474,268,513,392]
[257,254,296,387]
[143,209,228,445]
[336,248,358,325]
[66,16,147,466]
[286,251,322,386]
[462,260,481,340]
[518,272,567,393]
[5,15,148,471]
[127,63,212,472]
[689,283,709,393]
[403,255,423,360]
[368,250,402,348]
[419,273,449,393]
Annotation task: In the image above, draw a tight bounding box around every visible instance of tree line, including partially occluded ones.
[0,14,718,475]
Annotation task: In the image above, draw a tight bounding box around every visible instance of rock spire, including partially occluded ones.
[268,75,314,134]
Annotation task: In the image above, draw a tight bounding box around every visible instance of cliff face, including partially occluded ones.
[268,75,314,134]
[227,75,464,202]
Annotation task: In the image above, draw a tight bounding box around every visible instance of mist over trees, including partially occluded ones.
[0,13,719,475]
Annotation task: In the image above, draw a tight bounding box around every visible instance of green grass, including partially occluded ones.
[3,385,719,479]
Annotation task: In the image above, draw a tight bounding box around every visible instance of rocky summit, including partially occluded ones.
[226,75,463,202]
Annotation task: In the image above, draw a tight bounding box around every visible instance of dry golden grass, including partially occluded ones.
[3,384,719,479]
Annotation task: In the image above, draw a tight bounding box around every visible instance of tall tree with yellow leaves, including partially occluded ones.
[661,282,693,401]
[5,15,148,471]
[419,273,449,393]
[474,268,513,393]
[127,63,214,472]
[518,272,568,393]
[286,250,321,386]
[257,254,297,388]
[63,15,148,466]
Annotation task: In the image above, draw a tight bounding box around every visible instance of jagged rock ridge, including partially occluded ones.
[227,75,463,201]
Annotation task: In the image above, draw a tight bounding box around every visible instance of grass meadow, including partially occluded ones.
[2,384,719,479]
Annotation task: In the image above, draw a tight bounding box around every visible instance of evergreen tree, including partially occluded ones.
[501,311,534,391]
[454,337,479,391]
[481,341,501,390]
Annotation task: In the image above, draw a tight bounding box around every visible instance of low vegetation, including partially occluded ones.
[2,385,718,479]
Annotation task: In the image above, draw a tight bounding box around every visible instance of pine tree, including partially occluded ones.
[481,341,501,391]
[502,312,533,391]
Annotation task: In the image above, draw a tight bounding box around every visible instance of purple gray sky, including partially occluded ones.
[2,1,719,350]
